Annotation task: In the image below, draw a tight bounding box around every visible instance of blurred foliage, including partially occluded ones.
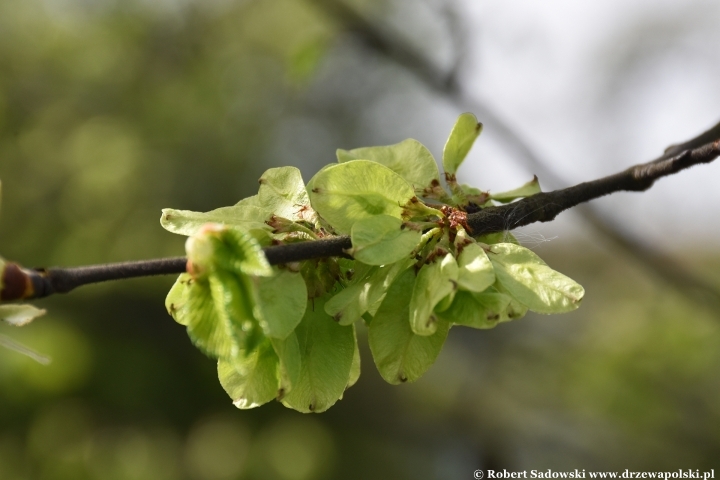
[0,0,719,478]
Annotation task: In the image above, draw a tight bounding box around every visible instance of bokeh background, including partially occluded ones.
[1,0,720,477]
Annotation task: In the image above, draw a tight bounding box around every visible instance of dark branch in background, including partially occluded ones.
[307,0,720,309]
[9,135,719,301]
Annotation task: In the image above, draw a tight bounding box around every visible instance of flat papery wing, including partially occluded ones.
[186,226,272,278]
[489,243,584,314]
[442,113,483,175]
[459,184,490,206]
[306,160,415,235]
[234,194,261,207]
[161,205,271,237]
[170,258,264,360]
[493,282,529,322]
[475,231,519,246]
[410,254,459,336]
[258,166,317,222]
[281,295,355,413]
[439,289,512,329]
[336,139,440,195]
[255,270,307,339]
[324,259,413,326]
[181,278,235,359]
[350,215,421,266]
[323,277,372,326]
[165,273,192,326]
[369,269,450,385]
[218,339,280,410]
[490,176,541,203]
[456,242,495,293]
[0,304,47,326]
[346,325,361,389]
[209,270,264,355]
[270,332,302,399]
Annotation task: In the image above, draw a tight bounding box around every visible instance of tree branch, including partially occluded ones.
[4,136,718,301]
[306,0,720,309]
[467,139,720,235]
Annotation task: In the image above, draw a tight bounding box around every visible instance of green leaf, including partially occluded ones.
[457,242,495,292]
[170,264,265,360]
[209,270,263,355]
[346,326,361,389]
[161,206,271,237]
[281,295,355,413]
[490,176,541,203]
[171,226,277,359]
[504,294,529,322]
[336,139,440,194]
[439,290,512,329]
[324,259,413,325]
[369,269,450,384]
[234,194,264,208]
[460,184,489,205]
[476,231,519,246]
[186,226,272,278]
[410,253,459,336]
[492,282,529,322]
[258,166,317,223]
[350,215,421,266]
[218,339,280,409]
[181,278,234,359]
[0,304,47,326]
[165,273,192,326]
[306,160,415,234]
[255,270,307,339]
[300,258,342,299]
[442,113,482,175]
[323,272,374,325]
[271,333,302,398]
[488,243,584,314]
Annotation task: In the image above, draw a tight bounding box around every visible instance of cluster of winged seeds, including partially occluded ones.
[161,113,584,413]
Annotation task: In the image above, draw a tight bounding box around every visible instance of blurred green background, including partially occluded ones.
[1,0,719,477]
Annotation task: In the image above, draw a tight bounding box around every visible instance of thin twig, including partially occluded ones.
[306,0,720,308]
[467,139,720,235]
[5,137,719,301]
